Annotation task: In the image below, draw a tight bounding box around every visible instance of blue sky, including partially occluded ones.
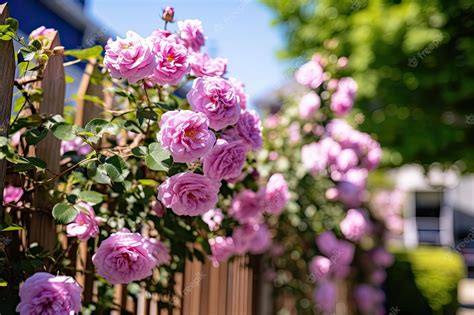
[86,0,287,107]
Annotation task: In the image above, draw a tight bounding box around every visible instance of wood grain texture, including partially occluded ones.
[0,3,15,224]
[74,59,104,127]
[30,30,65,251]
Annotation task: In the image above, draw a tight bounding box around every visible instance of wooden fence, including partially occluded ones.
[0,3,265,314]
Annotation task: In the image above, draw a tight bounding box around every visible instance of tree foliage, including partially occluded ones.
[262,0,474,170]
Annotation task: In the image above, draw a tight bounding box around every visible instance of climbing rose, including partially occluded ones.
[229,189,266,224]
[314,282,337,314]
[309,256,332,281]
[146,238,171,265]
[235,110,263,151]
[66,202,100,241]
[29,26,55,39]
[16,272,82,315]
[301,142,328,175]
[158,110,216,163]
[354,285,385,315]
[209,236,234,267]
[92,230,158,284]
[201,208,224,231]
[161,6,175,22]
[298,91,321,120]
[158,172,220,216]
[316,231,355,266]
[264,173,289,215]
[232,223,271,255]
[3,185,23,204]
[178,19,205,52]
[229,77,248,109]
[150,38,189,86]
[60,137,92,156]
[295,59,324,89]
[190,52,227,77]
[340,209,370,241]
[187,76,240,130]
[104,31,155,83]
[330,77,358,116]
[201,139,247,181]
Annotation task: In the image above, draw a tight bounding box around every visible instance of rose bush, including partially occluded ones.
[0,9,285,313]
[259,54,394,314]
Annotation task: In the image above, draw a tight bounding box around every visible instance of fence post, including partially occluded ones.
[74,59,104,126]
[29,30,65,252]
[0,3,15,224]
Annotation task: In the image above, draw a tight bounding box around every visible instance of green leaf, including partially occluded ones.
[87,163,111,185]
[29,39,42,51]
[14,157,47,172]
[25,127,48,145]
[51,122,76,141]
[0,137,8,147]
[71,93,105,106]
[84,119,117,137]
[2,224,23,232]
[0,278,7,287]
[5,18,18,32]
[104,155,130,182]
[65,75,75,84]
[78,191,103,204]
[64,45,103,60]
[52,203,78,224]
[145,143,171,171]
[131,146,148,157]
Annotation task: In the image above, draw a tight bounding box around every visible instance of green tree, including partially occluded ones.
[262,0,474,170]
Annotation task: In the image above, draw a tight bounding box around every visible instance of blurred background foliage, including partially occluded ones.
[385,247,465,315]
[261,0,474,171]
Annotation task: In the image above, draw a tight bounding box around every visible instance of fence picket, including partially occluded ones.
[29,30,65,252]
[0,3,15,224]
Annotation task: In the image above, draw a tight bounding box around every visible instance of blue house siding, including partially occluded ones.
[8,0,85,49]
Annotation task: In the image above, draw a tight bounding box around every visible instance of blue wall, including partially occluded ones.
[7,0,85,49]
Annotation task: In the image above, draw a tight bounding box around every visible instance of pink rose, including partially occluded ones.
[146,238,171,265]
[316,231,355,266]
[66,202,100,241]
[354,285,385,315]
[235,110,263,151]
[16,272,82,315]
[340,209,370,241]
[3,185,23,204]
[187,76,240,130]
[232,223,271,254]
[301,142,328,174]
[209,236,234,267]
[289,122,301,144]
[229,77,248,109]
[295,60,324,89]
[150,201,165,217]
[330,77,357,116]
[264,173,289,215]
[372,247,394,268]
[201,208,224,231]
[162,6,175,22]
[190,52,227,77]
[178,19,205,52]
[10,130,21,147]
[158,110,216,163]
[314,282,337,314]
[335,148,359,172]
[92,230,158,284]
[298,91,321,119]
[29,26,56,39]
[149,37,189,86]
[202,139,247,181]
[60,138,93,156]
[104,31,155,84]
[335,181,365,208]
[158,172,220,216]
[309,256,332,281]
[229,189,266,224]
